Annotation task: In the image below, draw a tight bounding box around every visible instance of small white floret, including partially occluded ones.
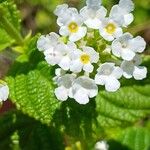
[111,33,146,61]
[121,55,147,80]
[54,74,76,101]
[110,0,134,27]
[80,0,107,29]
[95,63,123,92]
[99,18,123,41]
[70,46,99,73]
[72,76,98,104]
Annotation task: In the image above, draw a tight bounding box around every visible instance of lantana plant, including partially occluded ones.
[37,0,147,105]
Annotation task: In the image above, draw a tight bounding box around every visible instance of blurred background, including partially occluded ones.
[0,0,150,112]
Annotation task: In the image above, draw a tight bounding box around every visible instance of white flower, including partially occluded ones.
[0,83,9,102]
[112,33,146,61]
[44,42,72,70]
[70,46,99,73]
[99,18,123,41]
[56,6,87,42]
[54,4,69,26]
[95,141,109,150]
[55,74,76,101]
[121,55,147,80]
[72,76,98,104]
[37,32,60,52]
[80,0,107,29]
[53,68,66,84]
[110,0,134,27]
[95,63,123,92]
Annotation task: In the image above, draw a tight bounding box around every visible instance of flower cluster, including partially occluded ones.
[37,0,147,104]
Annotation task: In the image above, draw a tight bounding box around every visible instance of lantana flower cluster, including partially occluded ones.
[37,0,147,105]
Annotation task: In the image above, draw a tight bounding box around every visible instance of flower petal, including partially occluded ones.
[74,88,89,105]
[55,86,68,101]
[121,60,134,79]
[59,56,70,70]
[105,76,120,92]
[119,0,134,12]
[129,36,146,53]
[124,13,134,26]
[83,63,94,73]
[121,49,135,61]
[95,74,106,85]
[111,67,123,79]
[59,26,69,36]
[69,27,87,42]
[133,66,147,80]
[70,60,83,73]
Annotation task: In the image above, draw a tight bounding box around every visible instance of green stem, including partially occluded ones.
[0,16,23,45]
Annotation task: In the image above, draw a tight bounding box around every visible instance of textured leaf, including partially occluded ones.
[6,61,60,125]
[0,0,21,51]
[0,0,21,31]
[108,127,150,150]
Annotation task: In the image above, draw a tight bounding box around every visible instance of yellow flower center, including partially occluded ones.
[80,54,90,64]
[68,22,79,33]
[105,23,116,34]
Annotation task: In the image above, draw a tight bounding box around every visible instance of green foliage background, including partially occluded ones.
[0,0,150,150]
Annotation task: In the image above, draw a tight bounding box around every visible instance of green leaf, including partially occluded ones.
[0,0,21,50]
[6,61,60,125]
[0,28,14,51]
[0,0,21,31]
[108,127,150,150]
[0,110,64,150]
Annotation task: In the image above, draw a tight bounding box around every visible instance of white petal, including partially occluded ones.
[119,0,134,12]
[121,60,134,79]
[44,49,62,65]
[74,89,89,105]
[109,5,124,25]
[105,76,120,92]
[111,67,123,79]
[96,6,107,19]
[0,84,9,102]
[113,27,123,38]
[59,26,69,36]
[54,4,68,16]
[83,46,99,63]
[84,18,101,29]
[83,63,94,73]
[124,13,134,26]
[70,60,83,73]
[121,49,135,61]
[133,66,147,80]
[111,40,122,57]
[132,54,142,66]
[95,74,106,85]
[69,27,87,42]
[129,36,146,53]
[73,76,98,96]
[55,86,68,101]
[95,141,109,150]
[100,29,114,41]
[59,56,70,70]
[86,0,101,9]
